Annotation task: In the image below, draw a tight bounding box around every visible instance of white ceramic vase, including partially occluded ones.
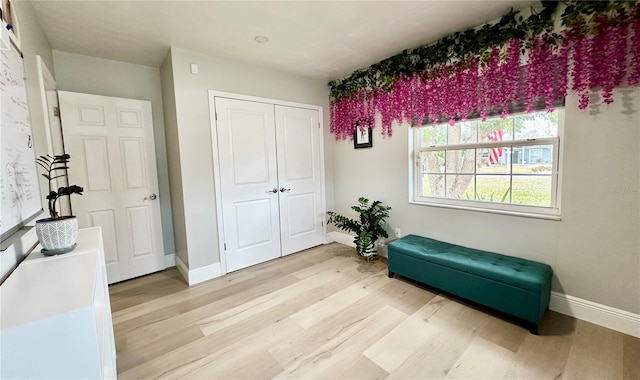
[35,216,78,252]
[361,239,380,259]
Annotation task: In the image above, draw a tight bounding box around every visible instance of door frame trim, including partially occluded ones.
[35,55,58,157]
[208,90,327,276]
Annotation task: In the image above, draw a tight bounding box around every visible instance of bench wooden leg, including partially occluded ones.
[388,270,395,278]
[528,324,539,335]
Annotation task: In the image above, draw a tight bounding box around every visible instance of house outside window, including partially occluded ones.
[410,110,563,219]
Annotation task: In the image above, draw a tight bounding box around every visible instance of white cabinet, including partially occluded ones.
[0,227,116,379]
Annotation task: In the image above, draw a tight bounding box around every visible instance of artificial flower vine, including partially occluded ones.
[328,1,640,140]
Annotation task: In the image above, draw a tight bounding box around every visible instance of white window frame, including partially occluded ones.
[409,111,564,220]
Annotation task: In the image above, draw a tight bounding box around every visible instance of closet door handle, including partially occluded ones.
[279,187,291,193]
[267,188,278,194]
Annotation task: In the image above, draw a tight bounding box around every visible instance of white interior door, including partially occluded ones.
[215,97,281,272]
[58,91,164,284]
[275,106,323,255]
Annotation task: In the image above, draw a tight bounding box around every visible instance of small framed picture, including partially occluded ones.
[354,126,372,149]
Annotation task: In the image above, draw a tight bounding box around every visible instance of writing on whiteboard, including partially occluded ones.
[1,43,42,237]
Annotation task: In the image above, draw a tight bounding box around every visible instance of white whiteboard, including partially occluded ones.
[1,40,42,240]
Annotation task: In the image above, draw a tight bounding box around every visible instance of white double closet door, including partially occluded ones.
[213,96,324,273]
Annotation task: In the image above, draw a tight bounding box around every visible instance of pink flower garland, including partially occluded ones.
[557,36,570,99]
[465,59,480,120]
[480,48,501,121]
[541,39,558,112]
[589,15,626,105]
[329,6,640,140]
[452,63,466,121]
[490,47,501,107]
[425,77,440,126]
[392,77,412,126]
[374,89,393,137]
[629,11,640,85]
[501,39,521,117]
[412,74,428,125]
[456,60,476,121]
[526,36,558,113]
[604,23,628,104]
[439,67,457,125]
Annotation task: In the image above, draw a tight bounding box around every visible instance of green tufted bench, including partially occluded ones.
[388,234,553,334]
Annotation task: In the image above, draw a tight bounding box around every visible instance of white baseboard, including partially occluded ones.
[189,262,222,286]
[175,255,189,283]
[327,231,390,258]
[164,254,175,268]
[327,231,355,247]
[550,292,639,338]
[174,255,222,286]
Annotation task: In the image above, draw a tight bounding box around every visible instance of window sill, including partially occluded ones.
[409,200,562,221]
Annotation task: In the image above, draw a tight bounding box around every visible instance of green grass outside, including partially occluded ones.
[422,165,552,207]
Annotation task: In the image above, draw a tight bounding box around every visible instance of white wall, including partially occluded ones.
[331,88,640,315]
[555,89,639,313]
[52,51,175,257]
[12,2,54,164]
[163,46,332,271]
[160,51,188,266]
[1,2,54,282]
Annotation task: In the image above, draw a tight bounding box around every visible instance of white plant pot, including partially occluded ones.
[35,216,78,253]
[360,239,380,259]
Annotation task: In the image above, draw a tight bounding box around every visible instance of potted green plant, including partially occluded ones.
[327,197,391,260]
[35,154,83,255]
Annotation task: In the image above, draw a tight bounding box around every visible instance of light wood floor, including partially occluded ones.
[110,243,639,380]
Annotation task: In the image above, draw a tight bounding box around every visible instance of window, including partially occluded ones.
[411,110,563,219]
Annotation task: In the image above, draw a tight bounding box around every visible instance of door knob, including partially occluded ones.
[144,194,158,201]
[267,188,278,194]
[279,187,291,193]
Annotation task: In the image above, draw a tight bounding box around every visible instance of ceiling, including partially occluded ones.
[27,0,538,81]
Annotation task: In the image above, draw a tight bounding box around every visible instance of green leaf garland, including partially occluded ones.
[328,1,637,103]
